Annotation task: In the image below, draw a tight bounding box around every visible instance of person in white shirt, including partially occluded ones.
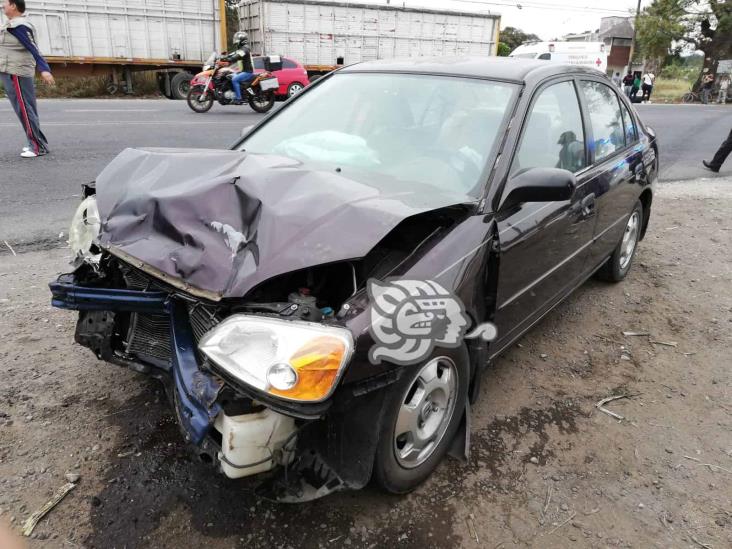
[612,72,622,87]
[718,75,730,104]
[641,72,655,102]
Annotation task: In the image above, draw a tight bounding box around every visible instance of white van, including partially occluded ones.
[510,41,608,73]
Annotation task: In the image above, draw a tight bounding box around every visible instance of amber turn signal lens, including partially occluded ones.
[269,336,347,401]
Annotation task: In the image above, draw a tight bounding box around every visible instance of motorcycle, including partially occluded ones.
[186,52,278,114]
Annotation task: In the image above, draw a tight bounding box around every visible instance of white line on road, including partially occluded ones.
[0,120,248,127]
[63,109,159,113]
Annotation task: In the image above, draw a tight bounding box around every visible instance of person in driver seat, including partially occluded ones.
[557,130,584,172]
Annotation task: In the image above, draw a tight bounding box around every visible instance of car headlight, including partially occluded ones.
[199,315,354,403]
[68,196,101,257]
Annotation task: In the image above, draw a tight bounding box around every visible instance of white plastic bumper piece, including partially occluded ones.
[213,407,296,479]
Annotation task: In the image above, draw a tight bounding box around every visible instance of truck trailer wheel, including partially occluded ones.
[171,72,192,100]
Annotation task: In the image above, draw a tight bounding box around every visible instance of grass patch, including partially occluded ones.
[652,78,693,103]
[0,72,162,99]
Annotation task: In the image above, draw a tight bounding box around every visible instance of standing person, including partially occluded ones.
[717,74,729,104]
[622,71,634,97]
[702,127,732,173]
[612,71,622,87]
[641,71,655,102]
[631,73,641,100]
[0,0,54,158]
[701,70,714,104]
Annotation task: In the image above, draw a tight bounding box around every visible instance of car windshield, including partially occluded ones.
[241,72,517,197]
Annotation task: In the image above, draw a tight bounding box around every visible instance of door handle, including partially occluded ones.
[580,193,596,219]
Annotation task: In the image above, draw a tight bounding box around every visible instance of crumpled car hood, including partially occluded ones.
[95,148,474,300]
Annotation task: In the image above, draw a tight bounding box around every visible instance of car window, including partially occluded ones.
[511,80,586,176]
[253,57,265,70]
[283,58,298,69]
[580,81,626,162]
[619,101,637,144]
[242,73,517,197]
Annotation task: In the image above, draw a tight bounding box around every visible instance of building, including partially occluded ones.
[565,16,634,76]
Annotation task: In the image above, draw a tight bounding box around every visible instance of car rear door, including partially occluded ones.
[491,78,597,354]
[575,79,646,270]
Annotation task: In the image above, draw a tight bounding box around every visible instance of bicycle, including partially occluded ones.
[681,89,700,103]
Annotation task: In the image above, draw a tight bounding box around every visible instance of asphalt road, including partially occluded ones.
[0,98,266,249]
[0,99,730,250]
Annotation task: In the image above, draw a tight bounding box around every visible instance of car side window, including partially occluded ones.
[511,80,586,176]
[283,58,298,69]
[619,101,638,144]
[580,81,626,162]
[253,57,265,70]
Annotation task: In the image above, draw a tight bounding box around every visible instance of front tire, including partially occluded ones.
[186,85,214,113]
[248,91,275,113]
[596,200,643,282]
[682,92,695,104]
[373,345,469,494]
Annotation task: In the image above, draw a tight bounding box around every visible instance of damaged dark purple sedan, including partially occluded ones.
[50,57,657,501]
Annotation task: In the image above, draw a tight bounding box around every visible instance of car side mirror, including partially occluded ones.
[241,124,254,137]
[500,167,576,210]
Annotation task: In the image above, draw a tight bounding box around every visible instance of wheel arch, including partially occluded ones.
[639,189,653,240]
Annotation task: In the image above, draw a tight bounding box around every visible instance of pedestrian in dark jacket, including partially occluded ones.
[701,71,714,105]
[1,0,55,158]
[622,72,634,97]
[703,127,732,173]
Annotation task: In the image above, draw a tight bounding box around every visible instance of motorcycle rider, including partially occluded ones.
[224,31,255,104]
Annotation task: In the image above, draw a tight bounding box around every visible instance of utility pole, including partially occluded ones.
[628,0,642,73]
[219,0,229,52]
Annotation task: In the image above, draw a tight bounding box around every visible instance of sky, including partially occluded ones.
[368,0,653,40]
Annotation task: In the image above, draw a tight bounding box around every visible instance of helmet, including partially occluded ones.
[233,31,248,48]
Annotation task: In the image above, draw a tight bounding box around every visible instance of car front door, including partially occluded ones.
[491,78,597,354]
[576,80,647,270]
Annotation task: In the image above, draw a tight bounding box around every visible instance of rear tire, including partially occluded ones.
[373,345,469,494]
[287,82,305,97]
[248,92,275,113]
[596,200,643,282]
[186,85,214,113]
[682,92,695,104]
[171,72,192,100]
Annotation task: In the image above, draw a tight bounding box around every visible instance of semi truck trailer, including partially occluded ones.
[238,0,501,80]
[4,0,500,98]
[2,0,228,99]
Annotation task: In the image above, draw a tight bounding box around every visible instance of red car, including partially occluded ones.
[254,56,310,99]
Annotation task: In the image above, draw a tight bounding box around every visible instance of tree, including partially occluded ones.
[497,42,511,56]
[499,27,540,53]
[636,0,732,84]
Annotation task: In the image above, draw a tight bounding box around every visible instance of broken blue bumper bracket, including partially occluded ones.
[49,274,222,445]
[50,274,169,314]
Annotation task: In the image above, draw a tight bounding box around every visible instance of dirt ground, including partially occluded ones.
[1,177,731,549]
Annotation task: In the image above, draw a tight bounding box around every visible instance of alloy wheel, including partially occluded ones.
[619,211,640,270]
[393,357,458,469]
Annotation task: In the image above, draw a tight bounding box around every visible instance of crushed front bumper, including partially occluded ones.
[50,274,222,445]
[50,269,388,501]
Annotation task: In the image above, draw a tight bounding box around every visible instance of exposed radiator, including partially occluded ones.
[126,312,172,365]
[118,263,221,366]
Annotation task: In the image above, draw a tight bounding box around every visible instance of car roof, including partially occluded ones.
[340,56,607,83]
